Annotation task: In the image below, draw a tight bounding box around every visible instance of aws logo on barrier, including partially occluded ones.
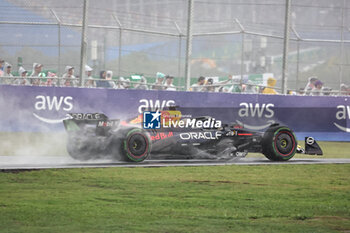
[138,99,175,113]
[33,95,73,124]
[236,102,275,130]
[334,105,350,133]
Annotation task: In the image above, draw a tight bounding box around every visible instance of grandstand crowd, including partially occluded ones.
[0,58,349,96]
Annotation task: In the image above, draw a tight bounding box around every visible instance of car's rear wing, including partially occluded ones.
[63,113,120,135]
[67,113,109,121]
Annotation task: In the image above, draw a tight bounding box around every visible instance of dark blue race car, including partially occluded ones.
[63,112,323,162]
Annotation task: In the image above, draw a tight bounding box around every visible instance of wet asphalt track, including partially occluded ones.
[0,155,350,170]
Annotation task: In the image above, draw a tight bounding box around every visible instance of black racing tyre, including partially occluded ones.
[261,126,297,161]
[120,128,151,162]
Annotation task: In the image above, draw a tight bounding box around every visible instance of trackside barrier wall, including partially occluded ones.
[1,85,350,141]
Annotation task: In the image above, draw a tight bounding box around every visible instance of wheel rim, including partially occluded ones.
[280,139,287,148]
[274,131,295,156]
[126,133,149,159]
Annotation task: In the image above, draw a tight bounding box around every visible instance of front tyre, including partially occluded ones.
[121,128,151,162]
[262,126,297,161]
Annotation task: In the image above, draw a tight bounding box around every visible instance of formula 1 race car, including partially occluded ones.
[63,112,323,162]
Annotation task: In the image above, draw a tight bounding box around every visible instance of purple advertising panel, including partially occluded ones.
[1,85,350,141]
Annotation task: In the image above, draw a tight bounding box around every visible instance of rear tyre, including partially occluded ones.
[262,126,297,161]
[120,128,151,162]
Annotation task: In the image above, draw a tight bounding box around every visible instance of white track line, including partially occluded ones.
[0,157,350,170]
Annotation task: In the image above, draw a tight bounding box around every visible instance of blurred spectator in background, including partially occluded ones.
[152,72,165,90]
[96,70,111,88]
[106,70,117,88]
[287,90,297,95]
[210,75,239,93]
[298,88,305,95]
[46,71,57,86]
[311,80,324,96]
[116,77,131,89]
[85,65,93,78]
[164,75,176,91]
[231,76,242,93]
[84,65,96,88]
[14,67,29,85]
[322,87,332,96]
[61,66,77,87]
[191,76,206,91]
[213,75,234,92]
[304,76,318,95]
[116,77,125,89]
[122,78,132,89]
[135,75,148,90]
[262,77,278,94]
[205,78,215,92]
[4,63,12,76]
[341,84,350,95]
[0,59,4,80]
[85,77,96,88]
[30,63,44,86]
[0,59,4,71]
[123,79,131,89]
[243,80,259,94]
[218,86,232,93]
[3,62,13,85]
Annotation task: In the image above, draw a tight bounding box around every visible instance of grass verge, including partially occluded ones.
[0,164,349,233]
